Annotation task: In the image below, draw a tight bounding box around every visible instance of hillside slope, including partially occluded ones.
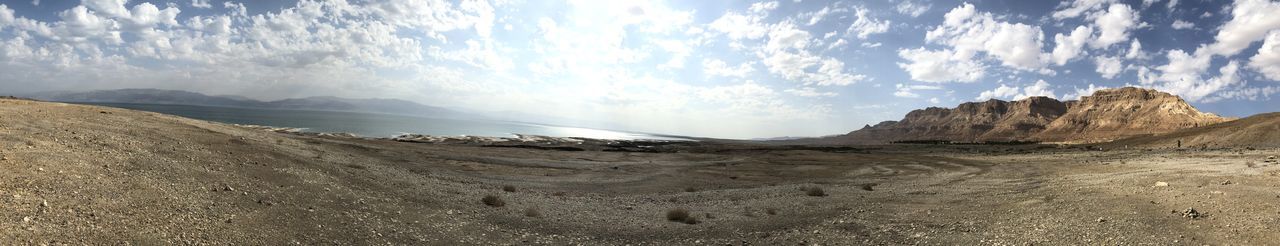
[1105,112,1280,148]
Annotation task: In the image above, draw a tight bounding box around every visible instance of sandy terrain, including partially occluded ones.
[2,98,1279,245]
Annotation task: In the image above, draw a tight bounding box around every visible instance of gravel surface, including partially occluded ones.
[2,98,1278,244]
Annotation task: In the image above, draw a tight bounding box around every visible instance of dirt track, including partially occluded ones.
[1,98,1279,244]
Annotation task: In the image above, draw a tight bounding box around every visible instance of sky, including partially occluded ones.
[0,0,1278,139]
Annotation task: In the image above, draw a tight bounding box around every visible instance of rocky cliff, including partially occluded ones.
[836,87,1227,144]
[1033,87,1229,143]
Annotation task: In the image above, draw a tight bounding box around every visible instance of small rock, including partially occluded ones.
[39,200,47,207]
[1269,156,1277,160]
[1221,180,1232,185]
[1180,208,1201,219]
[22,217,31,223]
[1,155,7,160]
[1096,217,1106,223]
[222,185,235,192]
[1154,181,1169,187]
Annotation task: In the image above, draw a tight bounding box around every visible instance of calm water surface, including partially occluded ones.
[82,103,689,140]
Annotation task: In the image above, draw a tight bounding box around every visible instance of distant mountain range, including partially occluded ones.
[811,87,1231,144]
[26,89,470,119]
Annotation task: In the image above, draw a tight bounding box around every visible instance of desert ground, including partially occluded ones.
[1,98,1279,245]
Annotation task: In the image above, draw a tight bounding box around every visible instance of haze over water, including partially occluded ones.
[87,103,689,141]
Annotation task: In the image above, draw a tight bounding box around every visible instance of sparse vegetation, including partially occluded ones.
[482,195,505,207]
[765,207,778,215]
[684,187,697,192]
[502,185,517,192]
[666,208,699,224]
[1246,161,1257,168]
[523,207,541,217]
[805,186,826,197]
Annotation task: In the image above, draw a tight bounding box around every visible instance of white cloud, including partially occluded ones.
[826,38,847,50]
[976,84,1019,100]
[759,21,865,86]
[83,0,130,19]
[1016,80,1057,100]
[30,0,39,7]
[1248,30,1280,80]
[749,1,780,13]
[191,0,212,8]
[895,1,931,18]
[1094,55,1123,79]
[924,3,1048,71]
[894,83,943,98]
[702,58,755,78]
[1051,26,1092,65]
[1089,3,1138,48]
[1125,39,1146,59]
[1052,0,1116,20]
[709,12,768,40]
[804,6,842,26]
[928,97,941,104]
[847,6,890,39]
[1171,20,1194,30]
[1206,0,1280,56]
[0,5,12,31]
[785,87,837,97]
[976,80,1057,100]
[1063,84,1109,100]
[897,47,985,83]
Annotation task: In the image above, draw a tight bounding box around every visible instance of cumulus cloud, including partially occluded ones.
[1171,20,1194,30]
[1094,56,1123,79]
[1051,26,1092,65]
[895,1,931,18]
[1125,39,1146,59]
[923,3,1048,71]
[1062,84,1109,100]
[897,47,985,83]
[976,80,1056,100]
[1089,3,1139,48]
[191,0,212,8]
[702,58,755,78]
[1206,0,1280,56]
[847,6,890,39]
[1052,0,1115,20]
[709,12,768,40]
[1248,31,1280,80]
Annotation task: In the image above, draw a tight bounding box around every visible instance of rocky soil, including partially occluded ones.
[2,98,1279,244]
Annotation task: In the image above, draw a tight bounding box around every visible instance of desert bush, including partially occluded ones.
[482,195,505,207]
[502,185,517,192]
[684,187,697,192]
[523,208,541,217]
[805,187,826,197]
[765,207,778,215]
[666,208,699,224]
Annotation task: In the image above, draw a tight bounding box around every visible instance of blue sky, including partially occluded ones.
[1,0,1278,139]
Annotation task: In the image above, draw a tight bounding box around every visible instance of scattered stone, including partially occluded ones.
[1180,208,1201,219]
[1221,180,1232,185]
[1096,217,1106,223]
[1269,156,1277,160]
[222,185,235,192]
[39,200,48,207]
[1154,181,1169,187]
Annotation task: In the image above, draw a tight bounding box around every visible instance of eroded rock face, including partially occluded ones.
[1034,87,1228,143]
[838,87,1226,144]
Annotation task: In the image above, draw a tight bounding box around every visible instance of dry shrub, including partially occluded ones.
[482,195,505,207]
[666,208,700,224]
[805,187,826,197]
[502,185,517,192]
[523,208,541,217]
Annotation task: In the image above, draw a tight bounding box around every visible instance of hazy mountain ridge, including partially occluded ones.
[27,89,466,118]
[832,87,1229,144]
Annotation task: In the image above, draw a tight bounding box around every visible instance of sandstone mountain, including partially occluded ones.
[834,87,1228,144]
[1033,87,1229,142]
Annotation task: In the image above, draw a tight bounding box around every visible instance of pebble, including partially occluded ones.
[1154,182,1169,187]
